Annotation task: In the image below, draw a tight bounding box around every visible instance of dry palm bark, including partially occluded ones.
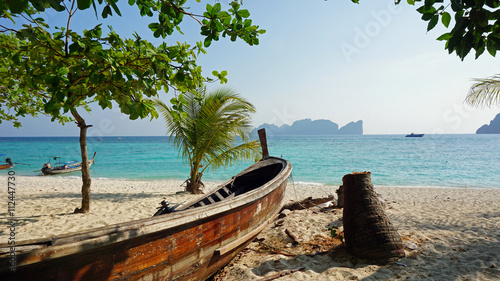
[342,172,405,263]
[336,185,344,208]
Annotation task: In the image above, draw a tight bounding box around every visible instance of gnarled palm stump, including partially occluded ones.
[342,172,405,263]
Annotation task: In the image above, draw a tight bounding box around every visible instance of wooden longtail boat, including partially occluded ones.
[0,131,292,280]
[0,154,13,170]
[39,152,96,175]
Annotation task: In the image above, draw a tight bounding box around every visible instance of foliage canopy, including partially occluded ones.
[0,0,264,212]
[0,0,264,127]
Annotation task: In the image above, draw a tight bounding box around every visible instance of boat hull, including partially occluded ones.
[41,153,96,175]
[0,157,291,281]
[0,164,12,170]
[42,162,87,175]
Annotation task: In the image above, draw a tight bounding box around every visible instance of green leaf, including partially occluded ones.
[148,23,160,30]
[153,28,162,38]
[441,12,451,27]
[213,3,221,14]
[421,13,434,21]
[130,112,139,120]
[48,0,65,12]
[237,9,250,18]
[417,5,437,14]
[171,111,180,123]
[44,99,57,113]
[55,90,65,102]
[30,0,45,11]
[487,37,497,56]
[113,70,122,81]
[9,0,29,13]
[204,37,212,48]
[475,41,485,59]
[109,1,122,17]
[58,67,69,76]
[102,5,112,18]
[144,101,156,112]
[436,33,452,41]
[68,42,79,53]
[77,0,92,10]
[176,72,185,82]
[215,20,224,32]
[427,15,439,31]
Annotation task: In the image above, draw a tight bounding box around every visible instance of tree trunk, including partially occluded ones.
[71,109,93,214]
[342,172,405,264]
[185,168,204,194]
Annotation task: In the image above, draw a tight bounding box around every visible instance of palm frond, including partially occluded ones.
[466,75,500,108]
[153,98,192,162]
[201,140,261,173]
[154,87,259,193]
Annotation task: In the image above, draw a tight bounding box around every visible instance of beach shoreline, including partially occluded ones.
[1,176,499,280]
[0,175,340,241]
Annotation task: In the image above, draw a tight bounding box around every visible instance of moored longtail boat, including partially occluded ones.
[39,152,96,175]
[0,154,13,170]
[0,130,292,280]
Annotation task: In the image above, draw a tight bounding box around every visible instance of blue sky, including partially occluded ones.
[1,0,500,137]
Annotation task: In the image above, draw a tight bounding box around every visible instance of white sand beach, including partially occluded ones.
[1,176,499,280]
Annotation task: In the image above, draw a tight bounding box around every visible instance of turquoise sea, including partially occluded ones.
[1,134,499,189]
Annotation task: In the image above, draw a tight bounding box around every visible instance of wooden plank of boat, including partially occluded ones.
[0,156,292,280]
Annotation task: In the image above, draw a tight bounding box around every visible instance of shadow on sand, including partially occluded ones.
[242,210,500,280]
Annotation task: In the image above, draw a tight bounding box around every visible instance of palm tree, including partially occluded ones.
[466,75,500,107]
[154,88,261,194]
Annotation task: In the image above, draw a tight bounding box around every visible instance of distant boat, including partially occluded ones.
[38,152,96,175]
[405,133,424,137]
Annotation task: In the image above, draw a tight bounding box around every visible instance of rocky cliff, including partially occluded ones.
[476,113,500,134]
[253,119,363,136]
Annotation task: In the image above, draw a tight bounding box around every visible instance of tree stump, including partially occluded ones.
[336,185,344,208]
[342,172,405,263]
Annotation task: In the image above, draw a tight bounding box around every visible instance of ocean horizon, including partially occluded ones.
[1,134,499,189]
